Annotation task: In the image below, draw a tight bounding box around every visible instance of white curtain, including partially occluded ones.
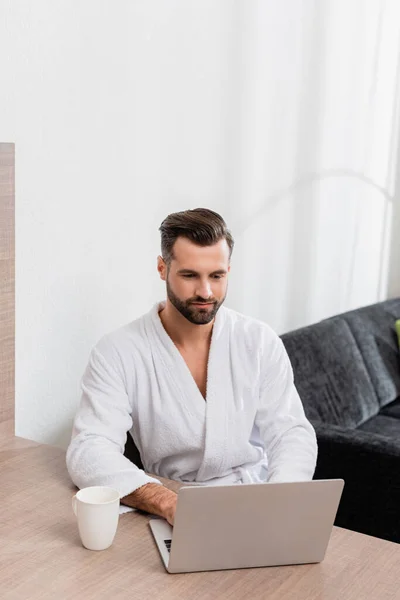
[216,0,400,332]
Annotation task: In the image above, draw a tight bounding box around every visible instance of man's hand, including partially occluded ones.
[161,492,178,526]
[121,483,178,525]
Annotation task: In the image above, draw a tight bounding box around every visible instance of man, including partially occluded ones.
[66,208,317,526]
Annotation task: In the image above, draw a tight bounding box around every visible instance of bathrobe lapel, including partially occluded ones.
[195,306,234,482]
[149,301,233,481]
[149,302,206,430]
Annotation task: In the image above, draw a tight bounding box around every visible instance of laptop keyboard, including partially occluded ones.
[164,539,172,553]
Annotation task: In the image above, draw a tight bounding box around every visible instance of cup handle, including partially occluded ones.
[72,495,78,516]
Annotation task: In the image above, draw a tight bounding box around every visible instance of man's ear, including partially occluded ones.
[157,255,167,281]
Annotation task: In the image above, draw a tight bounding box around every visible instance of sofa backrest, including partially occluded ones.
[336,298,400,408]
[281,317,380,428]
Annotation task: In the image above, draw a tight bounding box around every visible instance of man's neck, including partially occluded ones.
[158,299,214,350]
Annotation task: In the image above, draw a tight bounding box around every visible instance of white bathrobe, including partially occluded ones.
[66,300,317,501]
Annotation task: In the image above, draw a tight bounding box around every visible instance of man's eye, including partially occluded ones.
[212,275,223,279]
[183,274,195,278]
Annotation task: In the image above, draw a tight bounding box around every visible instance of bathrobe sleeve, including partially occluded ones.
[66,342,161,497]
[255,335,318,483]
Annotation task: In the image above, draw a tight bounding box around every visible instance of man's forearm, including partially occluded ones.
[121,483,177,523]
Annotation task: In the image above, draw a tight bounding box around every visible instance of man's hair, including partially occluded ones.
[159,208,234,265]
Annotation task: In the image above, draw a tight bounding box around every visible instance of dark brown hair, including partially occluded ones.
[159,208,234,265]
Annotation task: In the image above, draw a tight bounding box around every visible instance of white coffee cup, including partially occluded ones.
[72,486,120,551]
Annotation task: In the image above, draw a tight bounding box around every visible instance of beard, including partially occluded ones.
[166,278,226,325]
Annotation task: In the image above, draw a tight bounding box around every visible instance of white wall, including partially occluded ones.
[1,0,399,447]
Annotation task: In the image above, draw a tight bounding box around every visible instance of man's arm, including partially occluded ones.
[66,341,163,502]
[255,336,318,482]
[121,483,178,525]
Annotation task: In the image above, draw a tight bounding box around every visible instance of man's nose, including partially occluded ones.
[196,279,212,299]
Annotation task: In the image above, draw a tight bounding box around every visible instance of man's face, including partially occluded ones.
[157,237,231,325]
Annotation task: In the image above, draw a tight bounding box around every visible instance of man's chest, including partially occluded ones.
[178,347,210,400]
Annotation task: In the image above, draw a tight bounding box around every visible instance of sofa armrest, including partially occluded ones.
[313,423,400,542]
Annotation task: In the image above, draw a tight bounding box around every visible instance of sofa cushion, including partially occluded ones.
[338,299,400,408]
[281,317,379,428]
[358,414,400,438]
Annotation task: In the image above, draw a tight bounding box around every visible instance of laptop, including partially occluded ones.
[149,479,344,573]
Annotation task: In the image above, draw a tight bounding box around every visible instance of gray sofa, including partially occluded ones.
[281,298,400,543]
